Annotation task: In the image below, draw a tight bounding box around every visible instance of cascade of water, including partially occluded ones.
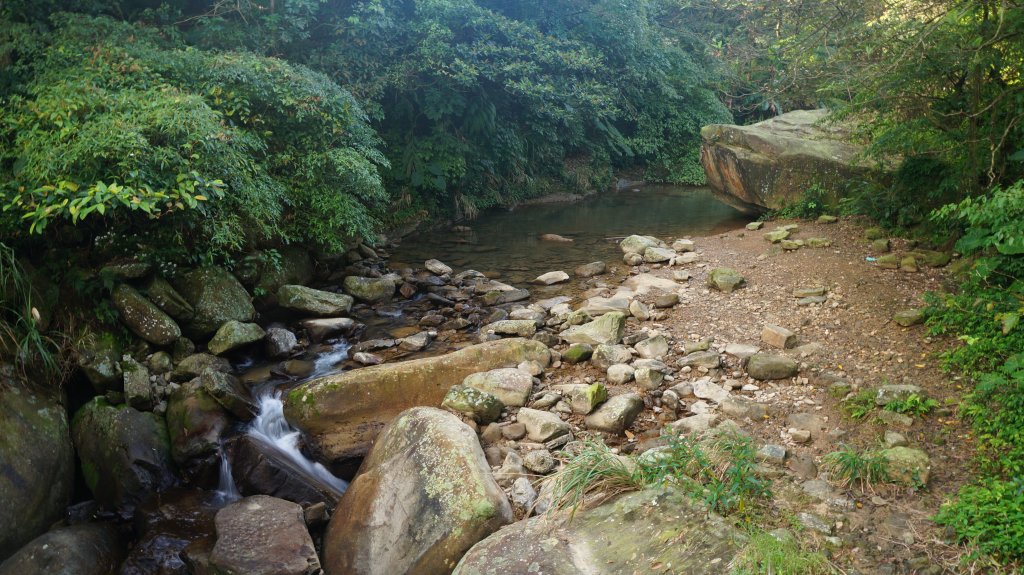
[247,391,349,495]
[311,339,352,378]
[214,448,241,504]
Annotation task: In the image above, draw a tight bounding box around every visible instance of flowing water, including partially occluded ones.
[391,185,746,286]
[246,392,349,495]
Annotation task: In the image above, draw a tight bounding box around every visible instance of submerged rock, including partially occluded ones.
[323,407,512,575]
[285,338,550,460]
[453,488,741,574]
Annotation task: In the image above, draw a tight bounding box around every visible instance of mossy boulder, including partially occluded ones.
[342,276,396,304]
[77,331,123,394]
[112,284,181,346]
[619,235,663,255]
[207,321,265,355]
[453,487,741,574]
[173,267,254,338]
[746,353,799,380]
[561,343,593,364]
[880,446,930,486]
[71,398,175,512]
[285,338,550,460]
[323,407,512,575]
[442,385,504,423]
[277,285,354,317]
[0,384,74,559]
[143,276,194,322]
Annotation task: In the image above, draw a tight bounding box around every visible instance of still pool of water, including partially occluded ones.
[391,185,747,286]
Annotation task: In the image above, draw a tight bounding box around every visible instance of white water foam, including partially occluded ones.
[247,391,349,495]
[214,448,241,504]
[311,339,353,378]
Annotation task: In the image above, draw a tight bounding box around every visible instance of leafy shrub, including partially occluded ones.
[934,477,1024,562]
[774,183,831,219]
[883,393,939,416]
[840,389,876,420]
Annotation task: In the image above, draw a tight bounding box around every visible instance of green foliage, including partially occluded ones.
[546,431,770,518]
[883,393,939,417]
[958,355,1024,478]
[773,183,831,220]
[926,180,1024,372]
[0,13,386,260]
[934,477,1024,563]
[730,530,834,575]
[840,389,876,420]
[821,445,890,492]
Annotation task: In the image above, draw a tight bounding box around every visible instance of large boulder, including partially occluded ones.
[71,398,176,513]
[76,331,122,394]
[0,385,74,559]
[285,338,550,460]
[112,284,182,345]
[0,523,125,575]
[701,109,878,213]
[173,267,255,338]
[210,495,321,575]
[207,321,265,355]
[453,487,741,574]
[323,407,512,575]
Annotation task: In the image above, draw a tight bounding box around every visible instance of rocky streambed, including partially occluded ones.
[1,211,968,574]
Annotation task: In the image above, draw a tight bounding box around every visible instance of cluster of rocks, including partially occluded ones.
[755,219,834,251]
[862,227,953,273]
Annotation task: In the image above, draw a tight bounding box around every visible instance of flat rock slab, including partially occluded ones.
[211,495,320,575]
[560,312,626,346]
[284,338,550,460]
[585,393,643,434]
[463,368,534,407]
[746,354,798,380]
[517,408,571,442]
[453,488,741,575]
[278,285,354,316]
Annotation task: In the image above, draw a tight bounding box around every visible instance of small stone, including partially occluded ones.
[643,246,676,264]
[806,238,832,248]
[875,384,923,406]
[672,270,691,282]
[871,238,891,253]
[757,444,787,465]
[463,368,535,407]
[399,331,433,351]
[534,271,570,285]
[660,390,680,411]
[264,327,298,359]
[574,261,607,278]
[884,430,909,447]
[678,350,721,369]
[706,268,746,293]
[746,222,764,231]
[761,325,797,349]
[442,385,504,423]
[764,230,790,243]
[584,393,643,434]
[518,360,544,377]
[668,413,719,435]
[793,286,826,298]
[893,309,925,327]
[901,256,919,272]
[653,293,679,308]
[551,383,608,415]
[634,367,664,391]
[797,512,833,535]
[517,408,571,442]
[797,296,827,305]
[880,447,931,486]
[746,354,799,380]
[634,335,669,359]
[523,450,557,474]
[692,379,729,403]
[353,352,383,366]
[562,343,594,364]
[628,300,650,321]
[424,259,453,275]
[480,423,503,444]
[789,429,812,443]
[817,215,838,224]
[780,239,803,251]
[877,254,900,269]
[606,364,635,385]
[502,423,527,440]
[510,477,537,510]
[724,343,759,359]
[672,239,696,252]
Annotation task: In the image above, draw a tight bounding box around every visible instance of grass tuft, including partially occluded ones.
[821,445,890,492]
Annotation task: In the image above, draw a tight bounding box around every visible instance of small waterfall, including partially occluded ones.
[248,391,349,495]
[214,448,241,504]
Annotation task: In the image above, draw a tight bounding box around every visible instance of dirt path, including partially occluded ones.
[542,216,973,574]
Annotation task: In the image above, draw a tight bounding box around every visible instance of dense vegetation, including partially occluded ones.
[1,0,1023,567]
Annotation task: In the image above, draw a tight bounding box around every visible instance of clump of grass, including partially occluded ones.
[0,242,66,384]
[730,530,835,574]
[883,392,939,416]
[821,445,890,491]
[840,389,876,419]
[544,430,771,518]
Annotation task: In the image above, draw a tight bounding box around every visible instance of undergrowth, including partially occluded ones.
[821,445,890,492]
[0,242,67,385]
[730,530,834,575]
[545,430,770,519]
